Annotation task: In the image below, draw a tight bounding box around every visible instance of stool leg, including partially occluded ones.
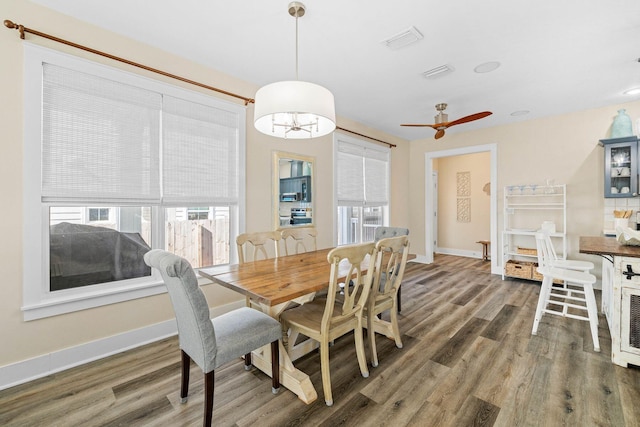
[584,283,600,352]
[532,276,552,335]
[585,285,599,327]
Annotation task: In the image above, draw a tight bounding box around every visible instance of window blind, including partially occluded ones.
[41,64,241,206]
[42,63,161,203]
[336,137,389,206]
[162,96,240,205]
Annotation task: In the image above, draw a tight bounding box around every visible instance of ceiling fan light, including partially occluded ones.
[623,87,640,96]
[254,80,336,139]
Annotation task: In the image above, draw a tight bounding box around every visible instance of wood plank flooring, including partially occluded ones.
[2,254,640,426]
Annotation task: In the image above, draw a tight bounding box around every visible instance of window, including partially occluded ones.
[187,207,210,220]
[88,208,110,222]
[23,45,245,320]
[334,133,390,245]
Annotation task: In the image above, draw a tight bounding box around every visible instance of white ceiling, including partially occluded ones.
[30,0,640,141]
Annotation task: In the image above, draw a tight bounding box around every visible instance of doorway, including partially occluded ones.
[425,144,498,275]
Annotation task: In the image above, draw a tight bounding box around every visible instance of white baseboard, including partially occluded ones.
[408,255,430,264]
[0,300,244,391]
[436,247,482,259]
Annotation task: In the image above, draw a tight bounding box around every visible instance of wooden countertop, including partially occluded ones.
[579,236,640,258]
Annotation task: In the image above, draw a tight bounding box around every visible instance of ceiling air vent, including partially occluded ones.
[381,26,423,50]
[422,64,454,79]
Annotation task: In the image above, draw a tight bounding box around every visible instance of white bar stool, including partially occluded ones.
[532,265,600,352]
[537,228,594,272]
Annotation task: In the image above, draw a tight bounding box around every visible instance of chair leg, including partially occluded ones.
[319,339,333,406]
[584,284,601,352]
[368,312,379,368]
[180,350,190,403]
[271,341,280,394]
[354,324,370,379]
[203,370,214,427]
[389,302,403,349]
[244,352,252,371]
[532,276,552,335]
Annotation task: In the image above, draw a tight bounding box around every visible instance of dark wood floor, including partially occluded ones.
[2,254,640,426]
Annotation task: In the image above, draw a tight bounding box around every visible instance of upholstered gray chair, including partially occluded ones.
[374,227,409,312]
[374,226,409,242]
[144,250,282,427]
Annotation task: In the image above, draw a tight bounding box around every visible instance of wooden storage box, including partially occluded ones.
[517,246,538,256]
[505,260,533,279]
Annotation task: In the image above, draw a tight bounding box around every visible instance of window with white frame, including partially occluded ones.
[334,133,390,245]
[23,44,245,320]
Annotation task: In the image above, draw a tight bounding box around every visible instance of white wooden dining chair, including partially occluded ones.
[236,231,282,263]
[280,242,378,406]
[281,227,317,255]
[236,231,282,307]
[374,226,409,312]
[365,235,410,367]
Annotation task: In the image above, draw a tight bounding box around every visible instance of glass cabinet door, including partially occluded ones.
[602,136,639,198]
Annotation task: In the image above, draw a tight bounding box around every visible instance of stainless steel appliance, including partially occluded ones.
[281,192,300,202]
[291,208,312,225]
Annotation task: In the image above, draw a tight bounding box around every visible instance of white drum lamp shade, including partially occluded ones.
[254,80,336,139]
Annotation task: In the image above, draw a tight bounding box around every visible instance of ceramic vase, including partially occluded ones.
[611,109,633,138]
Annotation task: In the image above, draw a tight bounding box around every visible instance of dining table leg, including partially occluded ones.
[244,298,318,404]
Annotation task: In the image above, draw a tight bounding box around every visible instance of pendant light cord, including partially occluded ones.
[295,13,299,80]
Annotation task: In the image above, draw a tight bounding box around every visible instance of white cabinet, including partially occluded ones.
[502,184,567,281]
[608,256,640,367]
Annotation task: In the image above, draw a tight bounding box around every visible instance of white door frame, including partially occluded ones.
[425,143,499,274]
[432,172,438,251]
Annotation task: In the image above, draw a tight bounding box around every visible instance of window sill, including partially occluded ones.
[22,280,168,321]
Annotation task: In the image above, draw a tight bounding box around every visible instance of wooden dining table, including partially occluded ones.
[200,246,415,404]
[199,248,343,404]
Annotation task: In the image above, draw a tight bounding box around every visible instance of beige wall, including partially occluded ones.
[0,0,409,368]
[409,99,640,273]
[4,0,639,376]
[436,152,491,253]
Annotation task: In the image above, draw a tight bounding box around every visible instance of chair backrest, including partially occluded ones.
[371,235,410,300]
[281,227,318,255]
[534,231,556,268]
[323,242,378,329]
[236,231,281,263]
[374,226,409,242]
[144,249,216,372]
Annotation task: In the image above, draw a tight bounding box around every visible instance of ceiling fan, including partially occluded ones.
[401,103,492,140]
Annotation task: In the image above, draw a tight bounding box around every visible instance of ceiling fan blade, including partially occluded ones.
[446,111,492,127]
[400,123,439,129]
[434,129,446,139]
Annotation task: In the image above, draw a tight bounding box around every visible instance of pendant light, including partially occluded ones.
[254,2,336,139]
